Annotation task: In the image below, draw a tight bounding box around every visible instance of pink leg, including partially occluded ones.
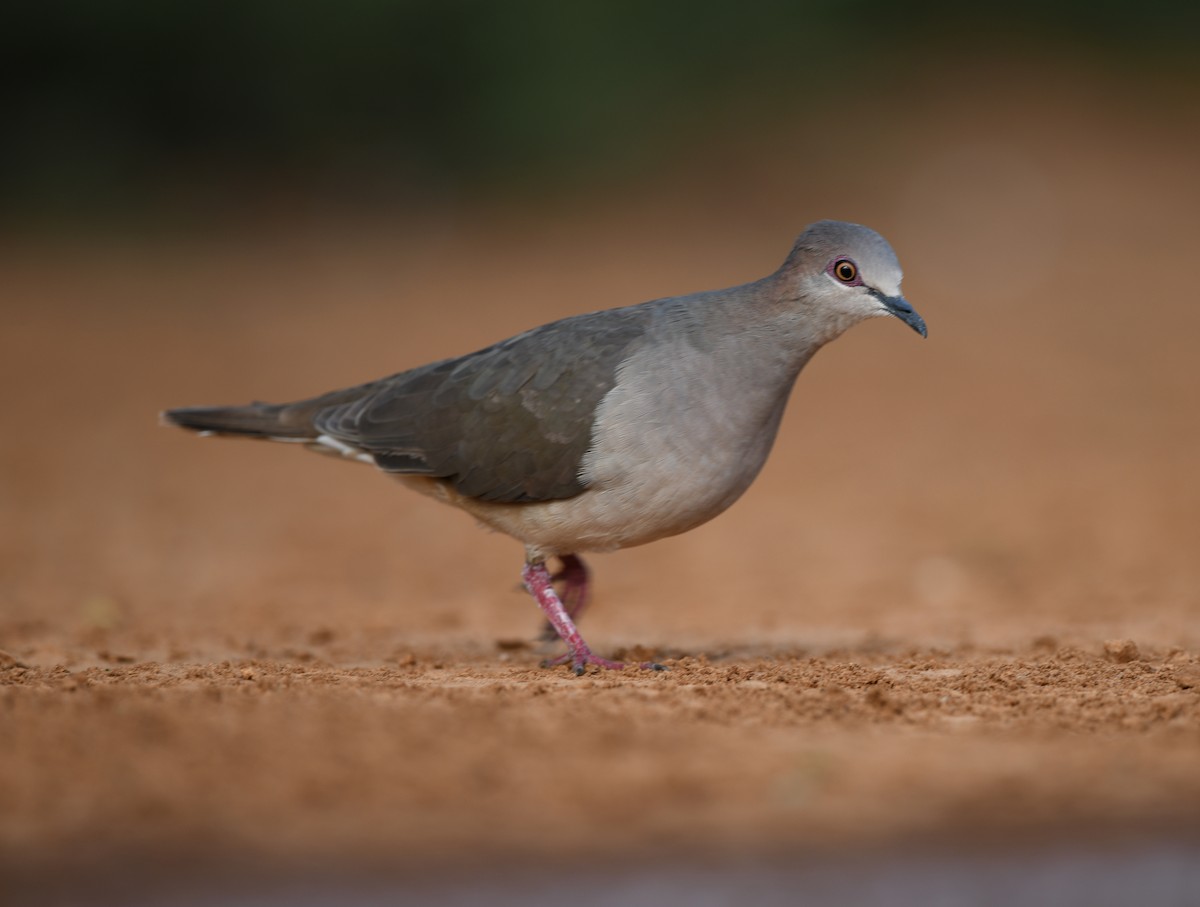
[523,560,664,675]
[557,554,591,621]
[539,554,590,641]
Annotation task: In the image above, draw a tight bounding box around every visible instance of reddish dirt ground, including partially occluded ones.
[2,69,1199,901]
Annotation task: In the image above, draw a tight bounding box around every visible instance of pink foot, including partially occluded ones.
[540,650,666,674]
[540,649,628,672]
[522,560,665,676]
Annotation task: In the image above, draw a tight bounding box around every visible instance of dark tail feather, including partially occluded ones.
[162,380,384,440]
[160,402,314,439]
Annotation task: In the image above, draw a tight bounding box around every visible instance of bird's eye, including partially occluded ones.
[833,259,858,283]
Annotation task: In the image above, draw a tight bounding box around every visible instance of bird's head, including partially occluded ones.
[781,220,927,340]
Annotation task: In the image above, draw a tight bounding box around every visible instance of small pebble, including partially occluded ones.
[1103,639,1140,664]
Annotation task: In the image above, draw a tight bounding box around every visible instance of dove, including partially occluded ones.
[164,220,926,674]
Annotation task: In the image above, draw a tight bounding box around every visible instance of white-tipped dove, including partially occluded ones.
[164,220,927,674]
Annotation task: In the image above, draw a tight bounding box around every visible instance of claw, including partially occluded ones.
[539,651,666,674]
[540,650,627,673]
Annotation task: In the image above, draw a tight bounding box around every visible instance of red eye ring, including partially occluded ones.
[833,259,858,283]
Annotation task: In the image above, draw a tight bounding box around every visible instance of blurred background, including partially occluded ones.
[3,0,1197,227]
[2,2,1200,904]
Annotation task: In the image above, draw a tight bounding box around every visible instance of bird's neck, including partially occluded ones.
[686,275,831,380]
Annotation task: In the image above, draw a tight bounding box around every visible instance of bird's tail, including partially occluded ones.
[160,401,315,439]
[163,378,383,447]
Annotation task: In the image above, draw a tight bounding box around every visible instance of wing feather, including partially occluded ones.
[313,307,650,503]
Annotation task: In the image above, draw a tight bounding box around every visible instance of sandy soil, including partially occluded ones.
[2,67,1199,902]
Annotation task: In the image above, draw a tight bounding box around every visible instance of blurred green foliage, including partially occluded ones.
[2,0,1197,220]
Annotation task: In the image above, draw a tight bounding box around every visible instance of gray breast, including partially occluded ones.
[564,316,807,549]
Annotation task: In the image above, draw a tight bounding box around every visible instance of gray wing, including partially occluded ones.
[313,307,652,503]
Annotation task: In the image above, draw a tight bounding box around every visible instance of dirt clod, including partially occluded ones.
[1174,666,1200,691]
[1104,639,1141,664]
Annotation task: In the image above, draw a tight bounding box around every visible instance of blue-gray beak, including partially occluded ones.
[880,294,927,338]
